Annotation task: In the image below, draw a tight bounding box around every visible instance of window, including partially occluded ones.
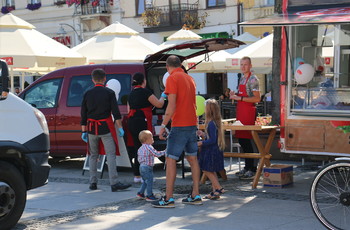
[28,0,40,3]
[265,0,274,6]
[4,0,15,6]
[136,0,152,15]
[23,78,62,109]
[67,74,131,107]
[207,0,225,8]
[289,24,350,116]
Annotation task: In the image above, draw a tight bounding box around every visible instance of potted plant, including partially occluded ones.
[140,8,162,27]
[183,11,208,30]
[27,2,42,11]
[1,5,15,14]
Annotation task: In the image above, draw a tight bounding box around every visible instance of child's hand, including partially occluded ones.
[197,141,202,147]
[196,130,204,138]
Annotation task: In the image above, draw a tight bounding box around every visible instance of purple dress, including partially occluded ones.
[199,121,224,172]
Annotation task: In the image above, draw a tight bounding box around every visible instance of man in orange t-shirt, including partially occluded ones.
[152,55,202,208]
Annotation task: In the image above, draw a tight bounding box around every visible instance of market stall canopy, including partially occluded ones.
[72,21,160,63]
[185,50,234,73]
[234,32,259,44]
[159,28,202,49]
[240,5,350,26]
[0,13,86,70]
[185,37,253,73]
[226,34,273,74]
[145,38,245,67]
[160,29,249,73]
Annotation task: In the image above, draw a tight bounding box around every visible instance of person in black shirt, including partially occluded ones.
[127,72,166,183]
[81,68,131,192]
[1,59,9,98]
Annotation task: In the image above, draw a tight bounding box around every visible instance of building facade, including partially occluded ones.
[1,0,274,94]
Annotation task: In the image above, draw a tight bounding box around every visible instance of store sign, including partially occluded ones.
[295,7,350,17]
[324,57,331,65]
[0,57,13,65]
[231,59,239,66]
[288,0,350,7]
[188,63,196,69]
[52,36,71,47]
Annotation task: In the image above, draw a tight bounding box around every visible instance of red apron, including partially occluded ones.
[86,83,120,156]
[87,116,120,156]
[235,73,256,139]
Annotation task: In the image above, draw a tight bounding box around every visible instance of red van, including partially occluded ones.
[19,38,243,158]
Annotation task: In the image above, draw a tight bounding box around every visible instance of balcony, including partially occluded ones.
[142,3,201,33]
[76,1,111,18]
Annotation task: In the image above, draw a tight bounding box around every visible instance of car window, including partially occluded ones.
[67,75,93,107]
[67,74,131,107]
[107,74,132,105]
[23,78,62,109]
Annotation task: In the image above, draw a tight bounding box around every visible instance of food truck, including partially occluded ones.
[241,0,350,157]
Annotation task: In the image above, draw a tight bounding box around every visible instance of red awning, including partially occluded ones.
[240,6,350,26]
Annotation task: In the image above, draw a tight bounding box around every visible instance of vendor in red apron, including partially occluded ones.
[230,56,261,180]
[127,72,166,183]
[81,68,131,192]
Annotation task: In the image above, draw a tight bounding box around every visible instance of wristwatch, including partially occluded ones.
[161,124,167,129]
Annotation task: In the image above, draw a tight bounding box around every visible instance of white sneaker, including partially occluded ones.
[133,177,142,183]
[140,178,156,183]
[235,169,247,177]
[240,170,255,180]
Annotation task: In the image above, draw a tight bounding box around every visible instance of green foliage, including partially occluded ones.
[336,126,350,134]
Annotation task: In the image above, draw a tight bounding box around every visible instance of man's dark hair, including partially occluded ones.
[166,55,182,68]
[92,69,106,82]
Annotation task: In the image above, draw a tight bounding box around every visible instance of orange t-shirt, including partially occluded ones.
[165,68,197,127]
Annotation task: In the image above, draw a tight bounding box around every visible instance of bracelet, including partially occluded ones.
[241,96,243,101]
[161,124,166,129]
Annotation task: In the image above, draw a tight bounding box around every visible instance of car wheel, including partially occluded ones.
[0,161,27,230]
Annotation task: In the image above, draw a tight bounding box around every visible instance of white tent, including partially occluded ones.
[226,34,273,74]
[234,32,259,44]
[185,50,234,73]
[0,13,86,91]
[184,32,259,73]
[159,28,202,49]
[72,22,160,63]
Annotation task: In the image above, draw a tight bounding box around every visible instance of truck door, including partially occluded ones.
[21,78,62,154]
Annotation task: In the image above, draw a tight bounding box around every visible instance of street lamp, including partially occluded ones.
[57,23,83,44]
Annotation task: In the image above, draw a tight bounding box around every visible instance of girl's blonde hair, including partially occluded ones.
[204,99,225,150]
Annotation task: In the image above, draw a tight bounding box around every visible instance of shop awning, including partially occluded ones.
[240,5,350,26]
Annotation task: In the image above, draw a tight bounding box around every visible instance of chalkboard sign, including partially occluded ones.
[83,154,106,172]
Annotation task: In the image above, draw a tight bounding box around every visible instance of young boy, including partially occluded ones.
[137,130,165,201]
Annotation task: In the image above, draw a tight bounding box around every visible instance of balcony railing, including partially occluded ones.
[77,1,111,16]
[143,3,199,32]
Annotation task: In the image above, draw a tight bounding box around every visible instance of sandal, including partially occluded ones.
[210,190,221,200]
[218,187,226,194]
[203,192,214,199]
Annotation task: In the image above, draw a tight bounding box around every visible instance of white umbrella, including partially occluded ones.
[226,34,273,74]
[0,13,86,91]
[72,21,160,63]
[159,28,202,49]
[185,50,234,73]
[234,32,259,44]
[0,13,86,69]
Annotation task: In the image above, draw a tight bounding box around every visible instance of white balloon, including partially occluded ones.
[106,79,121,101]
[295,64,314,85]
[162,72,169,87]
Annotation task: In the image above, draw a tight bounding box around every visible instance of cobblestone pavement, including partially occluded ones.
[13,157,321,229]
